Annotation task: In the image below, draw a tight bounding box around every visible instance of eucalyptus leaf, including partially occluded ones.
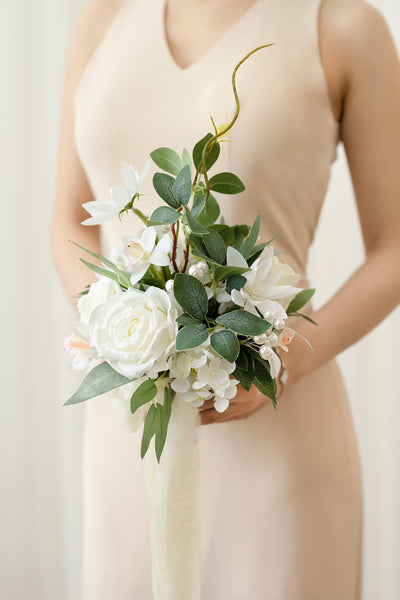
[64,362,131,406]
[226,274,247,294]
[173,273,208,320]
[239,215,261,259]
[214,265,249,284]
[216,309,271,336]
[172,164,192,206]
[153,172,180,208]
[286,289,316,314]
[181,148,193,175]
[176,324,209,351]
[203,228,226,264]
[192,132,220,172]
[130,379,157,414]
[190,248,221,266]
[197,193,220,227]
[149,206,181,225]
[176,313,201,326]
[209,172,245,195]
[150,147,182,176]
[185,207,209,234]
[191,194,206,218]
[210,330,240,362]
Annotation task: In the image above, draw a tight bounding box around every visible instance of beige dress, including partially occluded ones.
[73,0,363,597]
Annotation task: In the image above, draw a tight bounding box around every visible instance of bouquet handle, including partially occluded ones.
[145,396,202,600]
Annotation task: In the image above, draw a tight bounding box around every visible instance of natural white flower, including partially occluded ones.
[63,322,93,371]
[230,246,302,321]
[77,277,122,325]
[192,356,238,412]
[81,159,150,225]
[88,286,178,379]
[121,227,172,285]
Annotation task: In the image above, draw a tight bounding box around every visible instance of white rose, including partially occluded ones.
[89,286,178,379]
[77,277,122,325]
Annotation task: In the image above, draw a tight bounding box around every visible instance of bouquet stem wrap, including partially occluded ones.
[145,395,202,600]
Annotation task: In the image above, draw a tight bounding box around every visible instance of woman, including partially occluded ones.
[51,0,400,598]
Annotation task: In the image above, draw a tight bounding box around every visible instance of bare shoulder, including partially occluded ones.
[319,0,398,121]
[68,0,127,89]
[320,0,396,88]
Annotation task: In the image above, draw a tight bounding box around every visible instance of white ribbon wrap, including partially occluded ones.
[145,395,202,600]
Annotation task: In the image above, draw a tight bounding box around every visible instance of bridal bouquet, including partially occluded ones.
[63,46,315,462]
[63,45,316,599]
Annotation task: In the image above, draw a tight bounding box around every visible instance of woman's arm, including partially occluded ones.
[50,0,126,310]
[199,0,400,424]
[287,0,400,384]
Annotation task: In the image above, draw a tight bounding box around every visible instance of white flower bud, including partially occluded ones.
[188,264,198,276]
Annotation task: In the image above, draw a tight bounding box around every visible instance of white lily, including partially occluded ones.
[81,159,150,225]
[230,246,302,320]
[122,226,172,285]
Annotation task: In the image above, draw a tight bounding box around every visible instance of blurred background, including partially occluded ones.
[1,0,399,598]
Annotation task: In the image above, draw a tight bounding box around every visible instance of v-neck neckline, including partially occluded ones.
[159,0,264,74]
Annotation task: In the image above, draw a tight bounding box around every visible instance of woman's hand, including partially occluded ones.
[197,377,283,425]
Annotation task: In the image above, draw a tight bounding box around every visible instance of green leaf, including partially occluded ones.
[164,386,175,424]
[69,240,130,285]
[151,147,182,176]
[176,324,209,351]
[239,215,261,260]
[176,313,201,326]
[226,274,246,294]
[141,275,165,289]
[149,206,181,225]
[181,148,193,175]
[290,311,318,326]
[203,228,226,264]
[173,273,208,320]
[236,346,249,370]
[184,207,209,234]
[233,367,253,392]
[197,193,220,227]
[154,404,166,462]
[214,265,249,284]
[188,234,208,255]
[130,379,157,414]
[153,173,180,208]
[190,248,221,266]
[192,133,220,172]
[172,165,192,206]
[191,193,206,218]
[216,309,271,336]
[286,289,316,314]
[210,330,240,362]
[79,258,130,288]
[253,359,277,408]
[64,362,131,406]
[141,404,158,459]
[209,172,245,195]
